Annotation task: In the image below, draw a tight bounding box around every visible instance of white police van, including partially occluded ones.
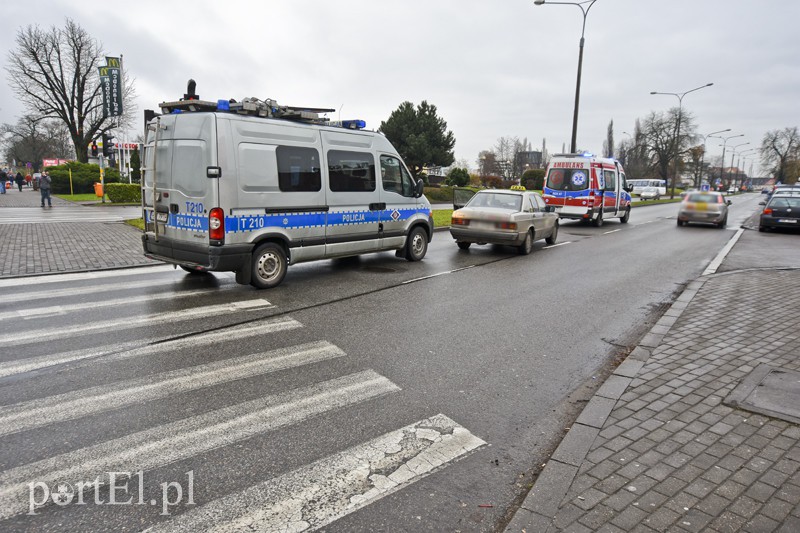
[141,83,433,288]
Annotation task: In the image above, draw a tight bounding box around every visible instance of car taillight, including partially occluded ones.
[717,196,724,204]
[451,216,469,226]
[209,207,224,241]
[763,208,773,215]
[496,221,517,230]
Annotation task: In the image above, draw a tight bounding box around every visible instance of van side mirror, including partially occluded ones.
[726,200,732,206]
[623,185,633,193]
[414,179,425,198]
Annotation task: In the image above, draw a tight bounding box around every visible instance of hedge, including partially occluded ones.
[423,187,453,202]
[105,183,142,203]
[46,162,120,194]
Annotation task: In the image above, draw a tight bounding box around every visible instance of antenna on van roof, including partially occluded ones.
[157,80,365,128]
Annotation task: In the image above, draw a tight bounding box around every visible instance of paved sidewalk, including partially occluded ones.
[0,187,156,277]
[507,231,800,532]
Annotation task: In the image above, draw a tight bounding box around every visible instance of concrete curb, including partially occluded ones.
[504,278,709,532]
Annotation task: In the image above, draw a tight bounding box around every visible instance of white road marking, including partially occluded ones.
[0,318,302,379]
[0,264,177,289]
[3,299,274,346]
[0,370,400,519]
[1,277,238,305]
[0,341,344,437]
[603,229,621,235]
[544,241,572,249]
[149,414,485,533]
[702,227,745,276]
[0,287,256,319]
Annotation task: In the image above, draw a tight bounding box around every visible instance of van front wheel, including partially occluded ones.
[251,243,287,289]
[405,227,428,261]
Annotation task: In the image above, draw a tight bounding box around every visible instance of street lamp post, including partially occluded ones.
[533,0,598,154]
[731,146,754,190]
[714,133,744,191]
[697,129,731,188]
[650,83,714,198]
[728,141,750,187]
[737,149,756,190]
[725,141,749,190]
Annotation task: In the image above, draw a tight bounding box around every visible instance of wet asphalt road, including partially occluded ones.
[0,194,765,532]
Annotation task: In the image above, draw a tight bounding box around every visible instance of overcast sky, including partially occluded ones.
[2,0,799,175]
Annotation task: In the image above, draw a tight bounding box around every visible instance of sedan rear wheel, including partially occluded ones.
[518,230,533,255]
[456,241,471,250]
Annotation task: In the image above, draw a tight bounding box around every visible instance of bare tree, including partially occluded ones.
[603,119,614,158]
[5,18,136,163]
[0,116,73,171]
[642,108,696,197]
[760,127,799,184]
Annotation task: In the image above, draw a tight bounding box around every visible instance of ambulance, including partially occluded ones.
[542,153,632,226]
[141,83,433,289]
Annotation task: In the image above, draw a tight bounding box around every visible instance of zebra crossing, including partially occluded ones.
[0,269,486,529]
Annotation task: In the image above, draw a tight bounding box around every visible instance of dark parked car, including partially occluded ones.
[759,192,800,232]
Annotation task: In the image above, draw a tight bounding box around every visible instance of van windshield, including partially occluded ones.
[546,168,590,191]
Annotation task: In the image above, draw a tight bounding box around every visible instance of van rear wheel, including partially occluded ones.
[405,227,428,261]
[592,211,604,227]
[251,243,287,289]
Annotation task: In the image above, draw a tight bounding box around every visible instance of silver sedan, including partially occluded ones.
[449,188,559,254]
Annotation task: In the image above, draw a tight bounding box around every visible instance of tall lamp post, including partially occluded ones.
[697,129,731,188]
[725,141,749,190]
[533,0,598,154]
[736,148,758,189]
[733,147,755,190]
[650,83,714,197]
[729,142,750,187]
[714,133,744,191]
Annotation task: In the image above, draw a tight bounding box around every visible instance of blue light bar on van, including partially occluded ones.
[343,119,366,130]
[217,99,230,111]
[582,152,594,157]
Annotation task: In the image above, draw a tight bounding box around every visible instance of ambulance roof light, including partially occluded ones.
[217,99,230,111]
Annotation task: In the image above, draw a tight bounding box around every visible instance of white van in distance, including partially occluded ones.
[141,83,433,288]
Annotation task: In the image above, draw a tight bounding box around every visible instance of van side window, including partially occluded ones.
[380,155,414,196]
[276,146,321,192]
[604,170,617,192]
[620,173,628,191]
[328,150,376,192]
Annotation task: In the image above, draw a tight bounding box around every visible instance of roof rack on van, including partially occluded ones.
[156,79,365,129]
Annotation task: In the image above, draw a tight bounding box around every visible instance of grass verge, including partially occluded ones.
[126,218,145,230]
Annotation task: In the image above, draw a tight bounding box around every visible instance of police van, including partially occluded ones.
[542,153,632,226]
[141,83,433,289]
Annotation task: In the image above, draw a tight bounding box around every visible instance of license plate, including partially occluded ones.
[471,221,494,230]
[778,219,797,224]
[156,212,168,223]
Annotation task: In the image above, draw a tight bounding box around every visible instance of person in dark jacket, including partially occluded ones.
[15,172,25,192]
[39,171,53,207]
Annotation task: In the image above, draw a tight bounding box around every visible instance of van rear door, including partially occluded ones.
[142,113,218,265]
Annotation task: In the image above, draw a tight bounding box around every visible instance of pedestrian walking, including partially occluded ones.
[0,169,7,194]
[25,173,32,188]
[39,171,52,208]
[15,172,24,192]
